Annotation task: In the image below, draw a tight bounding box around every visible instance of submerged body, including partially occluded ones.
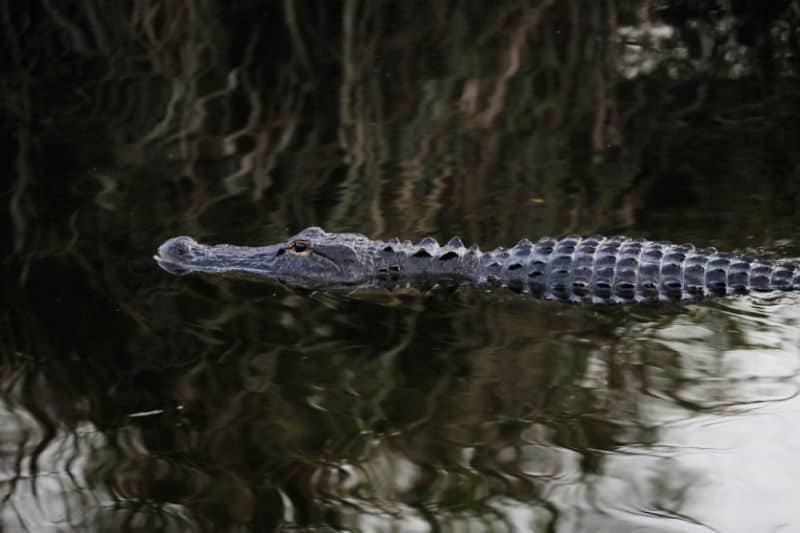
[155,227,800,303]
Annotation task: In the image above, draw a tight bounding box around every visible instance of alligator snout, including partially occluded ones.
[154,236,198,275]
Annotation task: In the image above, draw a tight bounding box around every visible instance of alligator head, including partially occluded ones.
[154,227,372,289]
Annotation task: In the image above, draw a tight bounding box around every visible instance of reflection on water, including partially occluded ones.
[4,285,800,532]
[3,1,800,532]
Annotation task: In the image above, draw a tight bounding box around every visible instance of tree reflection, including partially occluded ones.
[2,0,800,531]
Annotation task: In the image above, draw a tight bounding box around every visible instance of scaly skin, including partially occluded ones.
[155,227,800,303]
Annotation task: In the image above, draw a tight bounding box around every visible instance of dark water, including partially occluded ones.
[3,2,800,532]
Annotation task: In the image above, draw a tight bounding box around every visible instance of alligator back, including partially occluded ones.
[478,235,800,303]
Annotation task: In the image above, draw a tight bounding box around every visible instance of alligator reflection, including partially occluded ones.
[4,252,800,531]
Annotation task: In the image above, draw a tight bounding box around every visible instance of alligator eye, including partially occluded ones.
[289,239,311,254]
[175,243,189,256]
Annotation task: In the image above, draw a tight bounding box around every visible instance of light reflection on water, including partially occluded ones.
[286,294,800,533]
[242,292,800,532]
[0,396,197,532]
[3,279,800,532]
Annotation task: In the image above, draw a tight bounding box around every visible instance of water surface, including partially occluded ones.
[3,2,800,531]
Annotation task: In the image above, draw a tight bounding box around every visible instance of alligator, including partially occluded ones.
[154,227,800,303]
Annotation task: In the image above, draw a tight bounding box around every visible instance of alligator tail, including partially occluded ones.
[483,236,800,303]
